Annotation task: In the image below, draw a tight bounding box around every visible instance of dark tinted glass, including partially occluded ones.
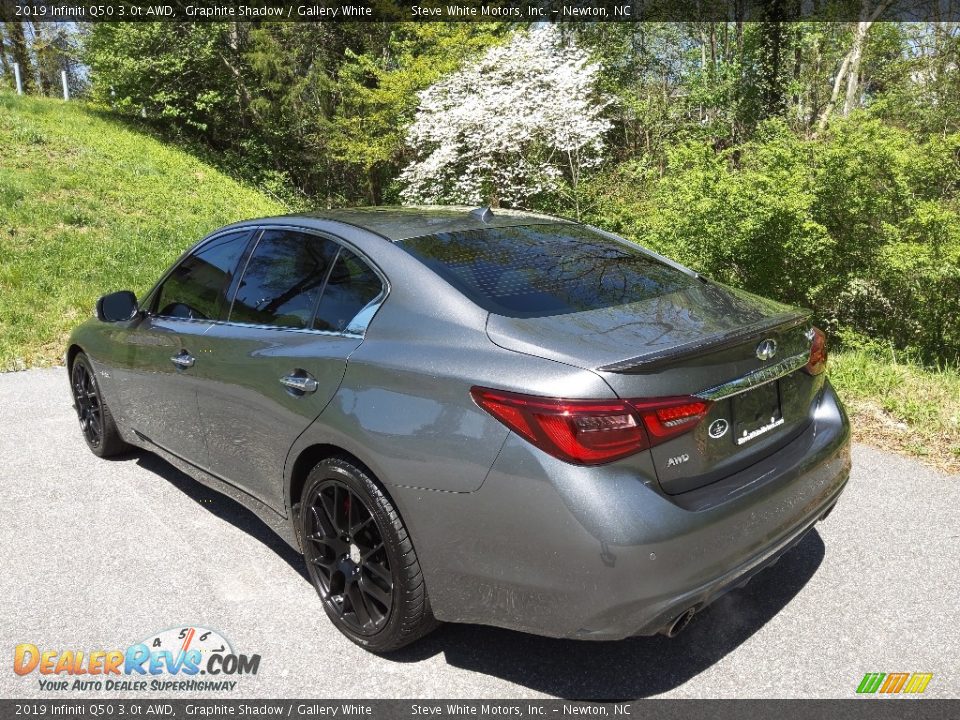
[314,248,383,333]
[398,223,695,318]
[230,230,338,329]
[155,231,250,320]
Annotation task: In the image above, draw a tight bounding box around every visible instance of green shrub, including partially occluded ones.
[584,117,960,363]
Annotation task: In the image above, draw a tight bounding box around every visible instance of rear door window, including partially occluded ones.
[314,248,383,333]
[154,230,251,320]
[230,229,339,329]
[397,223,695,318]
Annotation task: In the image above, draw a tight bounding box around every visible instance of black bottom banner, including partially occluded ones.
[4,699,959,720]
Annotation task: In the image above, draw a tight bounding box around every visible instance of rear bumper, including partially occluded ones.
[393,380,851,640]
[612,476,845,638]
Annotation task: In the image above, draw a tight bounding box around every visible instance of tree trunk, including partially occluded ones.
[31,22,53,96]
[816,0,894,132]
[792,32,803,118]
[842,21,869,115]
[700,26,707,70]
[709,23,717,68]
[4,21,33,93]
[817,40,853,132]
[0,27,11,81]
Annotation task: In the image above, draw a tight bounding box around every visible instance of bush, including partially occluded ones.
[584,117,960,363]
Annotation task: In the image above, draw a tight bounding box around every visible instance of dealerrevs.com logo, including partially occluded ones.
[13,626,260,692]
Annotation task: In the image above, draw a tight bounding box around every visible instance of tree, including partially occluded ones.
[31,23,85,97]
[3,21,33,92]
[330,23,504,205]
[399,26,612,216]
[816,0,894,131]
[85,23,239,133]
[0,26,12,86]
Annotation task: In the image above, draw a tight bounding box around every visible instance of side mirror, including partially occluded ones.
[96,290,139,322]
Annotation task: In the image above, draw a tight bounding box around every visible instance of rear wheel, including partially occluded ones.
[300,458,438,652]
[70,352,129,458]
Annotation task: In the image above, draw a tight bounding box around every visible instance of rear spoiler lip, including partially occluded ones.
[597,311,812,374]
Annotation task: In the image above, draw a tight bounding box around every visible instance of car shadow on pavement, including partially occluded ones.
[131,451,311,582]
[129,448,824,699]
[385,530,825,699]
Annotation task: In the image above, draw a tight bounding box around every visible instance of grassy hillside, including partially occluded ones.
[0,92,284,370]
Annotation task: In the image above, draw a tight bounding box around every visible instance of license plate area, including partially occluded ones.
[733,381,783,445]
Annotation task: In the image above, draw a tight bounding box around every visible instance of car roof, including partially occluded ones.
[259,205,570,242]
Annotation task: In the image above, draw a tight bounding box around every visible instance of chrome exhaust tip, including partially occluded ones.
[663,607,696,638]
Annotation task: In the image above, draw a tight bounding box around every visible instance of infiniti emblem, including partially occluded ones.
[756,338,778,361]
[708,418,729,439]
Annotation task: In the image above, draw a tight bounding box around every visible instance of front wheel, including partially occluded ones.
[70,352,130,458]
[300,458,438,652]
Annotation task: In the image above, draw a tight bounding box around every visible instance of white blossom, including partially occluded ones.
[399,26,612,210]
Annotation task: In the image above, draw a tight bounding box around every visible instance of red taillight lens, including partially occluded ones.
[804,326,828,375]
[471,387,711,466]
[631,397,712,441]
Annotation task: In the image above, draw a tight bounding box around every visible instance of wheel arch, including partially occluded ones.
[287,442,400,549]
[66,343,84,373]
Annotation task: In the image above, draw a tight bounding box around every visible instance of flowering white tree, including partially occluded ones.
[399,26,611,217]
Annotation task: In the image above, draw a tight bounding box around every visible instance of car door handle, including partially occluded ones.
[170,352,195,369]
[280,374,318,394]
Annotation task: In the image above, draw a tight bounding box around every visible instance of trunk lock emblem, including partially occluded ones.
[708,418,730,439]
[756,338,778,361]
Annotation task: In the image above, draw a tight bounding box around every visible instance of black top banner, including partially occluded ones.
[2,0,959,23]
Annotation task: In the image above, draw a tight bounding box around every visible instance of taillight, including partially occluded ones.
[630,397,711,442]
[470,387,711,466]
[804,327,828,375]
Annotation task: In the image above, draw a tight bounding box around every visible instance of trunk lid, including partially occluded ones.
[486,280,819,493]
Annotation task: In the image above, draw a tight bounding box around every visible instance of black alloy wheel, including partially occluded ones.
[300,458,438,651]
[304,479,394,635]
[72,359,103,449]
[70,352,129,458]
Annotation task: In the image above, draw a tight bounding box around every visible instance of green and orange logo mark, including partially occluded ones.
[857,673,933,695]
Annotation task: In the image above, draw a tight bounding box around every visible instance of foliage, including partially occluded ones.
[0,22,86,97]
[399,26,611,214]
[330,23,504,205]
[84,23,235,132]
[583,117,960,363]
[81,22,503,206]
[0,91,283,370]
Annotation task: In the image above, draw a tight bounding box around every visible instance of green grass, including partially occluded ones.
[830,349,960,473]
[0,92,284,370]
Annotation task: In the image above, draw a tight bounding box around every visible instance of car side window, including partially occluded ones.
[154,231,251,320]
[314,248,383,334]
[230,229,339,329]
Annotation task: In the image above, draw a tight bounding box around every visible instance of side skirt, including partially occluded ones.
[130,432,302,553]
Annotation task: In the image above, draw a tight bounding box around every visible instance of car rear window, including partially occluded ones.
[397,223,695,318]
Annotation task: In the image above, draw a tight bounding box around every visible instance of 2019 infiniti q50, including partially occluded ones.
[67,206,850,651]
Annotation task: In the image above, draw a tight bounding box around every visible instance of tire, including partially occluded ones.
[70,352,130,458]
[299,458,439,652]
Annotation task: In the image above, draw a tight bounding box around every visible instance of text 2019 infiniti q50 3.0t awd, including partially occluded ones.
[67,206,850,651]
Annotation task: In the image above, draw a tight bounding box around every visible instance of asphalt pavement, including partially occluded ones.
[1,367,957,699]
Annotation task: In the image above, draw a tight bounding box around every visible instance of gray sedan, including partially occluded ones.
[67,206,850,652]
